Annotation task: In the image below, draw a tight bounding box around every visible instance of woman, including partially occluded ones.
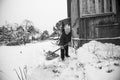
[59,22,72,61]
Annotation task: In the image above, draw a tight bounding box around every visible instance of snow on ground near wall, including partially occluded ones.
[0,40,60,80]
[0,40,120,80]
[77,40,120,80]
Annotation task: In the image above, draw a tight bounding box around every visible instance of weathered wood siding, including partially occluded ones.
[80,15,120,39]
[71,0,79,38]
[70,0,120,47]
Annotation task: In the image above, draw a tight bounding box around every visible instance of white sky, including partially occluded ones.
[0,0,67,34]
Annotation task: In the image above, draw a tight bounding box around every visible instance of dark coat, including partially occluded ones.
[59,30,72,46]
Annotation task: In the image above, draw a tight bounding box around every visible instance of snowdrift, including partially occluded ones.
[0,40,120,80]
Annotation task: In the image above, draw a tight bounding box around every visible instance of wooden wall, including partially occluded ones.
[79,14,120,38]
[71,0,79,38]
[70,0,120,48]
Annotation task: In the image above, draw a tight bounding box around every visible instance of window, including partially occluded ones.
[80,0,116,17]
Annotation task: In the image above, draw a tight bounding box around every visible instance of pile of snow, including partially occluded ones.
[0,40,60,80]
[28,41,120,80]
[77,41,120,64]
[76,41,120,80]
[0,40,120,80]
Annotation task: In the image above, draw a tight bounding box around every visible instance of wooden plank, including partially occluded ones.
[106,0,111,12]
[67,0,71,17]
[112,0,116,13]
[80,0,89,17]
[71,0,78,27]
[95,0,99,14]
[79,0,83,17]
[89,0,96,14]
[77,0,80,17]
[87,0,90,14]
[71,0,79,38]
[104,0,107,13]
[72,36,120,41]
[98,0,104,13]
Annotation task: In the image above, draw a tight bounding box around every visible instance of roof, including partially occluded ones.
[58,17,71,25]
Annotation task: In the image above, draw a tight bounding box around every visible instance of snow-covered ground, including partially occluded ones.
[0,40,120,80]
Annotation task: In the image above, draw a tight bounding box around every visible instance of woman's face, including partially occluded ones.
[64,24,70,34]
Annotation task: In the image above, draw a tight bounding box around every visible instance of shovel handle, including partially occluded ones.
[52,43,68,53]
[52,47,61,53]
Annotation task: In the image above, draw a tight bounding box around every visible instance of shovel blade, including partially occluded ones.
[45,51,59,60]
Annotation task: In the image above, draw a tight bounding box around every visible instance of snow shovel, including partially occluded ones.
[45,43,68,60]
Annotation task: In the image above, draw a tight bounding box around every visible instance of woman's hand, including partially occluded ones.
[60,46,64,49]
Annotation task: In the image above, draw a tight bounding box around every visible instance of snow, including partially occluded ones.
[76,41,120,80]
[0,40,120,80]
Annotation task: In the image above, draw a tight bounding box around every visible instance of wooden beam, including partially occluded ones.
[80,0,83,17]
[67,0,71,17]
[112,0,116,13]
[95,0,99,14]
[104,0,107,13]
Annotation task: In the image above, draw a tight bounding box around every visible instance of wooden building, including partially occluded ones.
[66,0,120,48]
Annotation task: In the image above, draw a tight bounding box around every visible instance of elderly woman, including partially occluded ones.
[59,23,72,61]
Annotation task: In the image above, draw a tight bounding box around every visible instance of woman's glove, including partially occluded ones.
[60,46,64,49]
